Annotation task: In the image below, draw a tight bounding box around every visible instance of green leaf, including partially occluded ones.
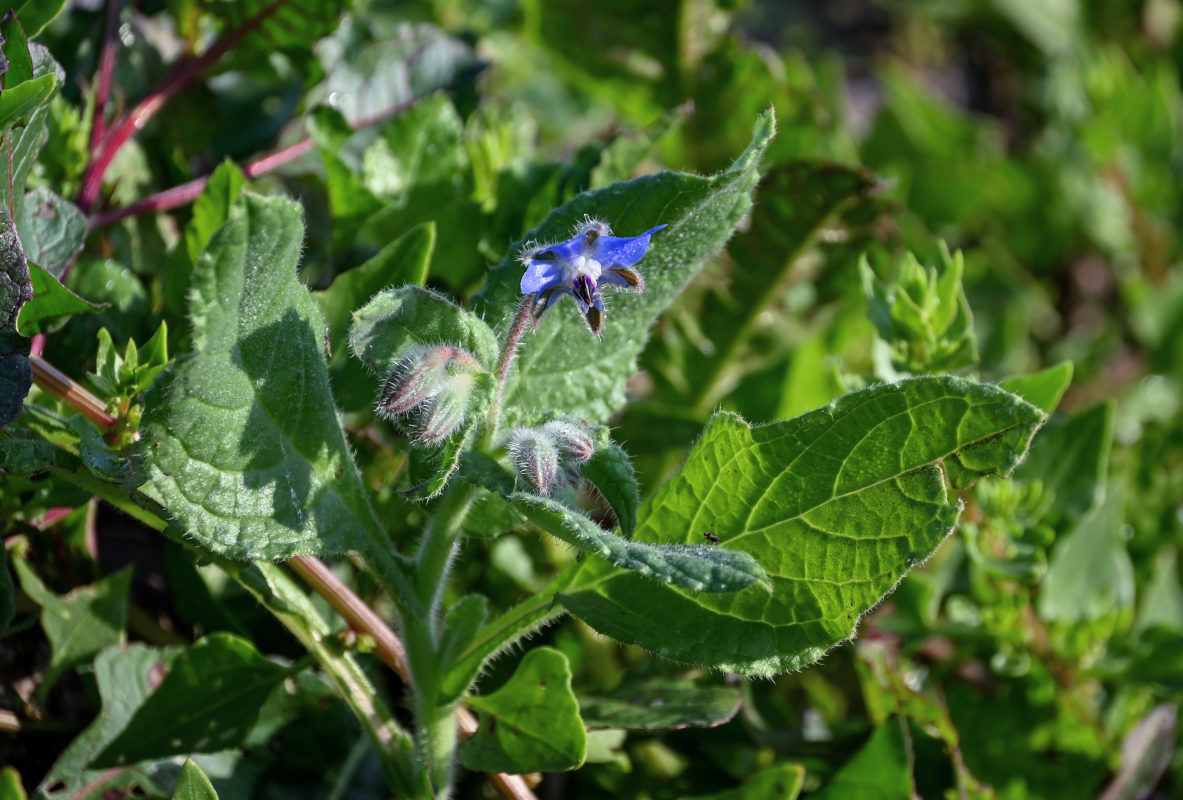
[438,594,489,703]
[165,161,246,317]
[140,190,383,560]
[35,644,185,799]
[580,439,639,537]
[349,285,500,376]
[0,211,33,427]
[1015,402,1112,517]
[559,377,1045,676]
[355,96,482,290]
[1,13,34,87]
[1000,361,1073,414]
[307,106,383,254]
[459,647,586,774]
[173,759,220,800]
[0,74,53,133]
[314,222,434,358]
[513,492,770,593]
[813,722,913,800]
[0,426,72,476]
[686,764,806,800]
[579,678,741,731]
[1135,548,1183,634]
[16,187,84,278]
[0,766,25,800]
[10,0,69,39]
[11,559,131,692]
[15,262,103,335]
[203,0,344,77]
[0,42,58,227]
[472,109,776,425]
[691,160,877,409]
[1038,488,1134,626]
[92,633,289,768]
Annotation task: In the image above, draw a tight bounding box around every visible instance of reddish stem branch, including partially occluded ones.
[89,0,123,153]
[77,0,288,213]
[87,98,418,230]
[30,356,117,429]
[88,137,316,229]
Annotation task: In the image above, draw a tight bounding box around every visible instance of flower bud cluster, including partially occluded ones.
[507,421,596,495]
[376,345,483,446]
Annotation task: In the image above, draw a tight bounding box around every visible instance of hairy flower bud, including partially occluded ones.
[411,374,472,445]
[543,420,595,463]
[376,345,450,419]
[375,345,483,445]
[508,428,561,495]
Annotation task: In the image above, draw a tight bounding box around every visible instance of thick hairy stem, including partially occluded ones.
[482,297,533,449]
[414,482,479,626]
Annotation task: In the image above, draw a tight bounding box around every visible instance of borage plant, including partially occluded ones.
[0,7,1053,798]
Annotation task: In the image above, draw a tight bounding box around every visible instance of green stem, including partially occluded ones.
[481,297,533,449]
[414,482,479,625]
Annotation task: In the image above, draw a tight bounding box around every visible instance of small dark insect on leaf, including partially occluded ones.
[703,531,721,543]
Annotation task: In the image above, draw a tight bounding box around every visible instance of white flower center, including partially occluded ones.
[567,254,602,283]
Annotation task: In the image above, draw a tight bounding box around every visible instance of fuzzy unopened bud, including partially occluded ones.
[412,375,472,445]
[543,420,595,463]
[509,429,561,495]
[376,346,450,419]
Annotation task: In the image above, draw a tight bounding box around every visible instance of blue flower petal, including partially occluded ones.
[520,260,563,294]
[544,236,587,263]
[589,224,667,268]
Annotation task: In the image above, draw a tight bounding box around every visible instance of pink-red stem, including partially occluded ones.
[77,0,288,213]
[89,0,123,153]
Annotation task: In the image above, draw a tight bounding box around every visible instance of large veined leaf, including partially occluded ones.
[472,110,775,425]
[558,377,1045,676]
[140,191,383,560]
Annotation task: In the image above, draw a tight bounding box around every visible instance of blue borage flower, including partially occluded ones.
[519,218,667,335]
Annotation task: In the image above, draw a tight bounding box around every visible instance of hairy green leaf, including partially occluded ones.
[459,647,586,773]
[141,191,383,560]
[472,110,776,425]
[580,440,639,538]
[92,633,288,768]
[559,377,1045,676]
